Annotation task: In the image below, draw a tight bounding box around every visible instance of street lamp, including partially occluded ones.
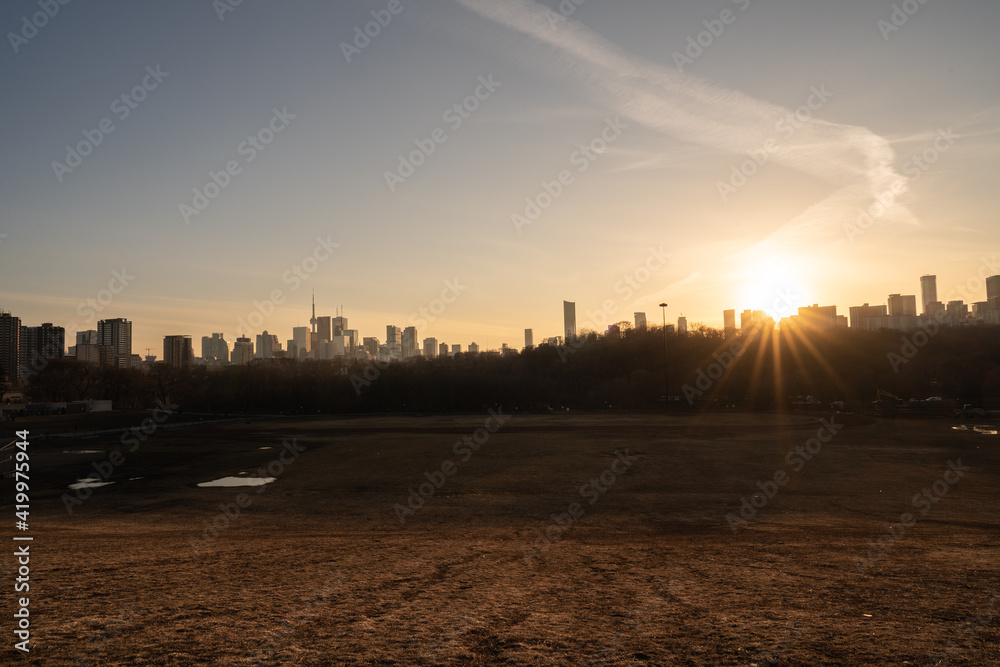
[659,302,669,410]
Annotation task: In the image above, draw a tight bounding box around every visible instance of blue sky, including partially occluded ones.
[2,0,999,355]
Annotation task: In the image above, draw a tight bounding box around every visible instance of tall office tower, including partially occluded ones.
[256,332,279,359]
[926,301,946,318]
[468,342,479,354]
[849,303,888,329]
[423,337,438,358]
[920,275,938,314]
[332,315,348,336]
[292,326,311,356]
[439,342,449,357]
[677,316,688,334]
[386,325,401,359]
[0,311,21,384]
[231,337,254,365]
[723,309,737,338]
[524,329,534,349]
[797,305,838,330]
[201,333,229,362]
[317,316,332,344]
[362,337,379,356]
[163,335,194,368]
[887,294,917,317]
[402,326,419,358]
[285,339,298,360]
[987,275,1000,311]
[19,323,65,376]
[451,344,461,355]
[563,301,577,339]
[97,318,132,368]
[634,312,647,331]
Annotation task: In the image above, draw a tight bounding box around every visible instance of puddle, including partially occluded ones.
[952,425,998,435]
[68,477,115,490]
[197,476,275,487]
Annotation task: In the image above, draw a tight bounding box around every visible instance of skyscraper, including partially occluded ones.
[292,327,310,357]
[163,335,194,368]
[316,316,332,345]
[677,316,688,334]
[723,309,736,338]
[97,318,132,368]
[920,275,938,314]
[423,337,438,358]
[634,312,647,331]
[19,322,64,377]
[887,294,917,317]
[402,326,419,358]
[256,331,279,359]
[524,329,534,349]
[201,333,229,362]
[987,275,1000,311]
[232,337,254,365]
[563,301,576,340]
[0,311,21,384]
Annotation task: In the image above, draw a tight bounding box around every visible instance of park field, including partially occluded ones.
[2,411,998,666]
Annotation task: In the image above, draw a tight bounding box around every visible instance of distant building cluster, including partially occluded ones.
[721,271,1000,336]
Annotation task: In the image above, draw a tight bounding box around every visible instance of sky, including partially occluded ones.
[2,0,999,356]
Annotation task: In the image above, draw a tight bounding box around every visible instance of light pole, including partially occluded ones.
[659,302,669,410]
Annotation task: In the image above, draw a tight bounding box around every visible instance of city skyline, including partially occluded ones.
[2,2,1000,361]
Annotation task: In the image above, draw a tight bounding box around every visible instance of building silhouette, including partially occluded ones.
[563,301,576,339]
[0,312,21,384]
[723,309,736,338]
[201,333,229,363]
[97,318,132,368]
[987,275,1000,312]
[231,337,254,365]
[19,322,64,377]
[634,312,647,331]
[423,337,438,358]
[920,275,938,315]
[524,329,533,349]
[402,326,419,358]
[887,294,917,317]
[163,335,194,368]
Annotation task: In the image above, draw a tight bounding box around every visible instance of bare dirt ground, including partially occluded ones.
[2,411,998,666]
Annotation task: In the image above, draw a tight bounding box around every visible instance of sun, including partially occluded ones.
[737,256,811,320]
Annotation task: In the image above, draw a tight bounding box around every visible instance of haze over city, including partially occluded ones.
[3,0,1000,356]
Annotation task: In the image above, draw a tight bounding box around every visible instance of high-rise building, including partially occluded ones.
[332,316,348,336]
[256,332,280,359]
[362,337,379,357]
[451,344,461,355]
[677,316,688,335]
[232,337,254,365]
[19,322,64,377]
[402,326,419,358]
[796,305,839,330]
[887,294,917,317]
[423,338,438,358]
[468,342,479,354]
[77,330,98,345]
[201,333,229,363]
[634,312,647,331]
[947,300,969,321]
[439,342,449,357]
[920,275,938,314]
[163,335,194,368]
[97,318,132,368]
[524,329,534,349]
[292,326,311,357]
[987,275,1000,311]
[0,312,21,384]
[316,316,332,345]
[563,301,577,340]
[723,309,736,338]
[849,303,888,329]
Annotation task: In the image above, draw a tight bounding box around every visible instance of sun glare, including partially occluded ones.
[738,257,810,320]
